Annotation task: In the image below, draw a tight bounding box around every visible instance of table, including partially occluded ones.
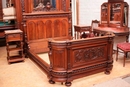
[74,25,91,39]
[93,27,130,42]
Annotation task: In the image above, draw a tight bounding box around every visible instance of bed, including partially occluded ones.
[26,33,115,86]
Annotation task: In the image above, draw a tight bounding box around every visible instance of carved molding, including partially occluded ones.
[23,13,70,20]
[51,62,110,76]
[72,63,107,74]
[52,72,67,76]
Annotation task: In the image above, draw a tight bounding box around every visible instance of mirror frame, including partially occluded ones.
[101,1,129,27]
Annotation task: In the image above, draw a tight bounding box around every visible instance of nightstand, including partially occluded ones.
[4,29,25,64]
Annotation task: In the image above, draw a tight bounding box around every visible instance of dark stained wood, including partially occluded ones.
[93,27,130,42]
[14,0,72,53]
[4,29,25,64]
[97,0,129,42]
[23,11,72,53]
[28,34,115,86]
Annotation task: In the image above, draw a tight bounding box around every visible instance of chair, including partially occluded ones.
[91,20,100,37]
[91,20,100,32]
[116,42,130,67]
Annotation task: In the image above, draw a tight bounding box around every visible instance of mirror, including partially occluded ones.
[101,1,129,27]
[33,0,56,11]
[110,3,121,24]
[124,2,128,26]
[109,2,128,26]
[101,3,108,24]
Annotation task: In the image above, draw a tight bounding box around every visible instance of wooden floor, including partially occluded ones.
[1,46,130,87]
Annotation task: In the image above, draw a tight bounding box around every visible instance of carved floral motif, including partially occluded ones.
[74,46,105,62]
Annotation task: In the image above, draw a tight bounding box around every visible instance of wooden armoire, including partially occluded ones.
[14,0,72,53]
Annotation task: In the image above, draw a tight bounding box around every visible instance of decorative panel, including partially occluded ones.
[70,43,108,68]
[46,20,52,38]
[54,20,60,37]
[26,16,69,41]
[61,19,68,36]
[53,49,66,70]
[37,21,45,39]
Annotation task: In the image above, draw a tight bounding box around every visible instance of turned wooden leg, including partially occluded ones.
[123,52,126,67]
[65,82,72,87]
[61,82,64,85]
[49,79,55,84]
[116,47,118,61]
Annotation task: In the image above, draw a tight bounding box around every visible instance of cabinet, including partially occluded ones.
[4,29,24,64]
[100,0,129,27]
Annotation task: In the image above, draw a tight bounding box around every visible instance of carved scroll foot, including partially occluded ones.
[49,80,55,84]
[65,82,72,87]
[105,70,110,75]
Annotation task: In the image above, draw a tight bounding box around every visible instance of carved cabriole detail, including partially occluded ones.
[74,47,105,62]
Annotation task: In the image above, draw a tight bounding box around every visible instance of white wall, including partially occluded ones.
[78,0,130,27]
[73,0,130,47]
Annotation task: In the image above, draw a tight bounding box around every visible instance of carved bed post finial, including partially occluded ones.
[22,19,28,57]
[46,2,52,11]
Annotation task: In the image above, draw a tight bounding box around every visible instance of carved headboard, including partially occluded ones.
[23,11,72,53]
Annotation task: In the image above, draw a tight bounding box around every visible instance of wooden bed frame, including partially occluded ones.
[27,34,115,86]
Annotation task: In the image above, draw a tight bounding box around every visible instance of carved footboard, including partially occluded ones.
[48,34,115,86]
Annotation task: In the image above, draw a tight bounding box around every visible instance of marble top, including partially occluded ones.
[4,29,23,34]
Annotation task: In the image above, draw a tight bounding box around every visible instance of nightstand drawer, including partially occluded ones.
[7,34,22,41]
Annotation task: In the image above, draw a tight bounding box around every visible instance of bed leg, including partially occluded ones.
[61,82,63,85]
[105,70,110,75]
[65,82,71,87]
[49,79,55,84]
